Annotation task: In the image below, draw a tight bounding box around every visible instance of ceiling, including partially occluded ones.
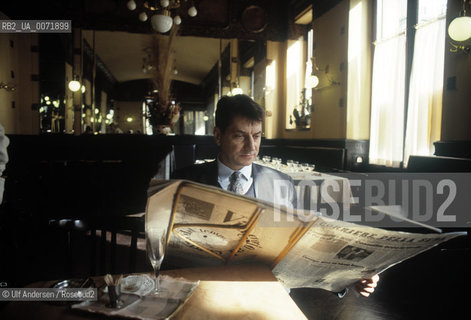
[1,0,341,89]
[83,30,228,85]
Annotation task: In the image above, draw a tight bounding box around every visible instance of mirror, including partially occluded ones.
[5,0,290,136]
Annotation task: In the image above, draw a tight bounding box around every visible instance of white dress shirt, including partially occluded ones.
[217,157,253,195]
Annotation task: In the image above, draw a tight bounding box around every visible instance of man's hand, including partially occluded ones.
[354,274,380,297]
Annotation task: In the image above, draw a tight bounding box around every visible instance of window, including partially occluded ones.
[368,0,447,167]
[286,28,314,130]
[286,37,306,129]
[183,110,194,135]
[183,110,207,135]
[403,0,447,166]
[369,0,407,167]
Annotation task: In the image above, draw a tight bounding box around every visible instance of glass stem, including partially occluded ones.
[154,269,160,291]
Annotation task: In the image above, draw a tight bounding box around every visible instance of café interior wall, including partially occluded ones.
[270,0,349,140]
[0,33,40,134]
[441,0,471,141]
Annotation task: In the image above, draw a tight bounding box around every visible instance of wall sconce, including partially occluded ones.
[448,0,471,54]
[307,74,319,89]
[0,82,16,92]
[68,75,81,92]
[310,59,340,90]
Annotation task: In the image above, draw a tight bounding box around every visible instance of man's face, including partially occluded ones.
[214,115,262,170]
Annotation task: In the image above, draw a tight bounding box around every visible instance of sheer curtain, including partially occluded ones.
[369,35,406,167]
[403,17,446,167]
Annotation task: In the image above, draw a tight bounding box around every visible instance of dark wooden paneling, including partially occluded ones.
[434,140,471,158]
[407,155,471,172]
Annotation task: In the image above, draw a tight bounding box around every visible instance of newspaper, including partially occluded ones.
[72,274,199,320]
[146,179,465,292]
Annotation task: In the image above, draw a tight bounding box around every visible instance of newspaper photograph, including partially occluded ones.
[145,179,466,292]
[272,216,463,292]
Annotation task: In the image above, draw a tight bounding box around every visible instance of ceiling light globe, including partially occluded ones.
[188,6,197,17]
[173,15,182,25]
[151,14,173,33]
[448,16,471,42]
[160,0,170,8]
[126,0,137,11]
[139,12,148,22]
[68,80,81,92]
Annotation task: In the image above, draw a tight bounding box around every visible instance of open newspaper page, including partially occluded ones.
[272,214,464,292]
[147,179,315,268]
[146,179,465,292]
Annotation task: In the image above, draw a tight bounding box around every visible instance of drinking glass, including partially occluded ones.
[272,157,281,169]
[287,160,294,172]
[276,158,283,170]
[146,226,168,296]
[301,163,310,172]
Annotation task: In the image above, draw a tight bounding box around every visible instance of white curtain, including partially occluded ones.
[369,35,406,167]
[403,18,445,167]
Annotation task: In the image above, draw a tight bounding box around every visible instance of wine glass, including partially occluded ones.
[301,163,310,172]
[287,160,294,172]
[262,155,271,165]
[146,226,168,296]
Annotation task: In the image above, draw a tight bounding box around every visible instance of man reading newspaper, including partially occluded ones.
[172,94,379,297]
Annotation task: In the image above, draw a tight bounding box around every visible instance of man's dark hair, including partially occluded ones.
[215,94,265,132]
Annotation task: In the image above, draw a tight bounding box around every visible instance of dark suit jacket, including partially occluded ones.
[172,160,297,209]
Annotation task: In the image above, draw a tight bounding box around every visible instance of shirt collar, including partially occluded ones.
[217,156,252,181]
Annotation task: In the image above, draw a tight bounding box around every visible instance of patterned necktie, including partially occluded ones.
[228,171,244,194]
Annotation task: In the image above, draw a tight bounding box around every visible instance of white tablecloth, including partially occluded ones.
[285,171,354,211]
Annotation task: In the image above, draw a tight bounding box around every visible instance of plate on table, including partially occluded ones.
[120,274,154,296]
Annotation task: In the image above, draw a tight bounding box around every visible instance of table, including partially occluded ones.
[253,161,353,209]
[0,264,307,320]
